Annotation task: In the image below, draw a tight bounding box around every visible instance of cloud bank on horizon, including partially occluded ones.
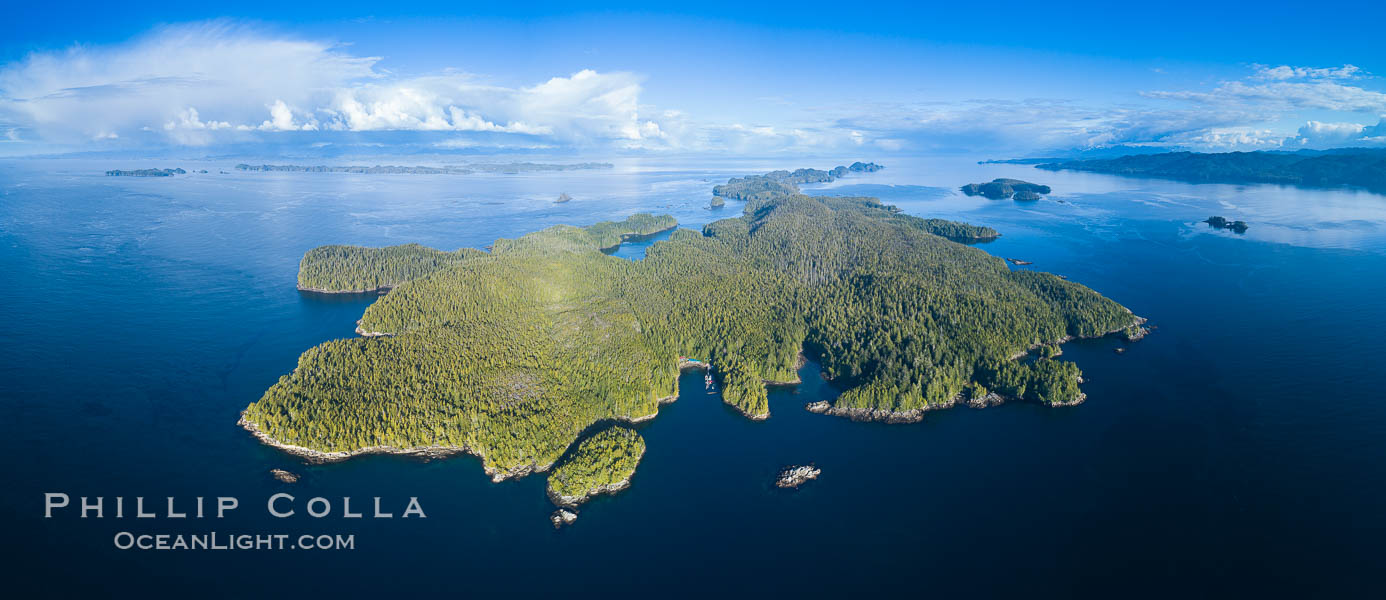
[2,22,1384,156]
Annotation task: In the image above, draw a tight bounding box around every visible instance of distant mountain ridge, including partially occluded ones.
[981,145,1182,164]
[1034,148,1386,193]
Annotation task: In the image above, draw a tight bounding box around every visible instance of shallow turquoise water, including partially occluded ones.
[3,157,1385,596]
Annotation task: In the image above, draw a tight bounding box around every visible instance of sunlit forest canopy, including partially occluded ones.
[547,426,646,505]
[245,176,1138,484]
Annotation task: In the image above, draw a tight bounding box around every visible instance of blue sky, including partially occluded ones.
[3,1,1384,157]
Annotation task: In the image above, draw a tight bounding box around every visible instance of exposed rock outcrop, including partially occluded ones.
[550,509,578,528]
[270,469,299,483]
[776,465,822,489]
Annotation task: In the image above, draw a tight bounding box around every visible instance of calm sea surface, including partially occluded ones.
[3,157,1384,597]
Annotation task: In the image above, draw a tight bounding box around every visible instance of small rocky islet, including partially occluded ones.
[270,469,299,483]
[776,465,822,489]
[550,509,579,529]
[1205,216,1249,233]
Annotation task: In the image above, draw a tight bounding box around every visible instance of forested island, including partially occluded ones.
[1036,149,1386,193]
[241,163,1140,511]
[961,178,1052,200]
[106,168,186,177]
[235,162,613,175]
[712,162,884,201]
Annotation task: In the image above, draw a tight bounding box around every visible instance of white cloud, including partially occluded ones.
[1145,80,1386,113]
[817,98,1241,153]
[162,107,232,145]
[0,21,376,145]
[317,69,656,143]
[0,23,669,149]
[1184,127,1284,149]
[1290,119,1386,147]
[1251,64,1363,81]
[164,107,230,131]
[258,99,319,131]
[3,25,1384,156]
[1126,64,1386,150]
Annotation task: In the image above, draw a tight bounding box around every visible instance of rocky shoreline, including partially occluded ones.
[237,410,554,482]
[238,411,473,464]
[547,478,634,509]
[297,283,393,295]
[1009,316,1148,360]
[801,317,1143,424]
[806,385,1084,423]
[242,406,668,483]
[354,319,393,337]
[728,403,771,421]
[796,313,1140,424]
[805,400,943,424]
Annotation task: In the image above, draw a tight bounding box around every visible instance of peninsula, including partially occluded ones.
[242,163,1141,509]
[1036,148,1386,193]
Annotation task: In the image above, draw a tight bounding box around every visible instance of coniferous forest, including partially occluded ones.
[547,426,646,506]
[243,165,1140,502]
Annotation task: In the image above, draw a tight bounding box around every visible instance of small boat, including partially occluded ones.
[705,373,716,392]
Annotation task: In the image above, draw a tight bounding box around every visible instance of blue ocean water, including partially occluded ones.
[3,157,1385,596]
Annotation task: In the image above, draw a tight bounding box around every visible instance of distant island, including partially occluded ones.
[241,162,1140,514]
[961,178,1052,200]
[712,161,884,201]
[235,162,613,175]
[709,196,725,208]
[106,168,186,177]
[1035,149,1386,193]
[1204,216,1249,233]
